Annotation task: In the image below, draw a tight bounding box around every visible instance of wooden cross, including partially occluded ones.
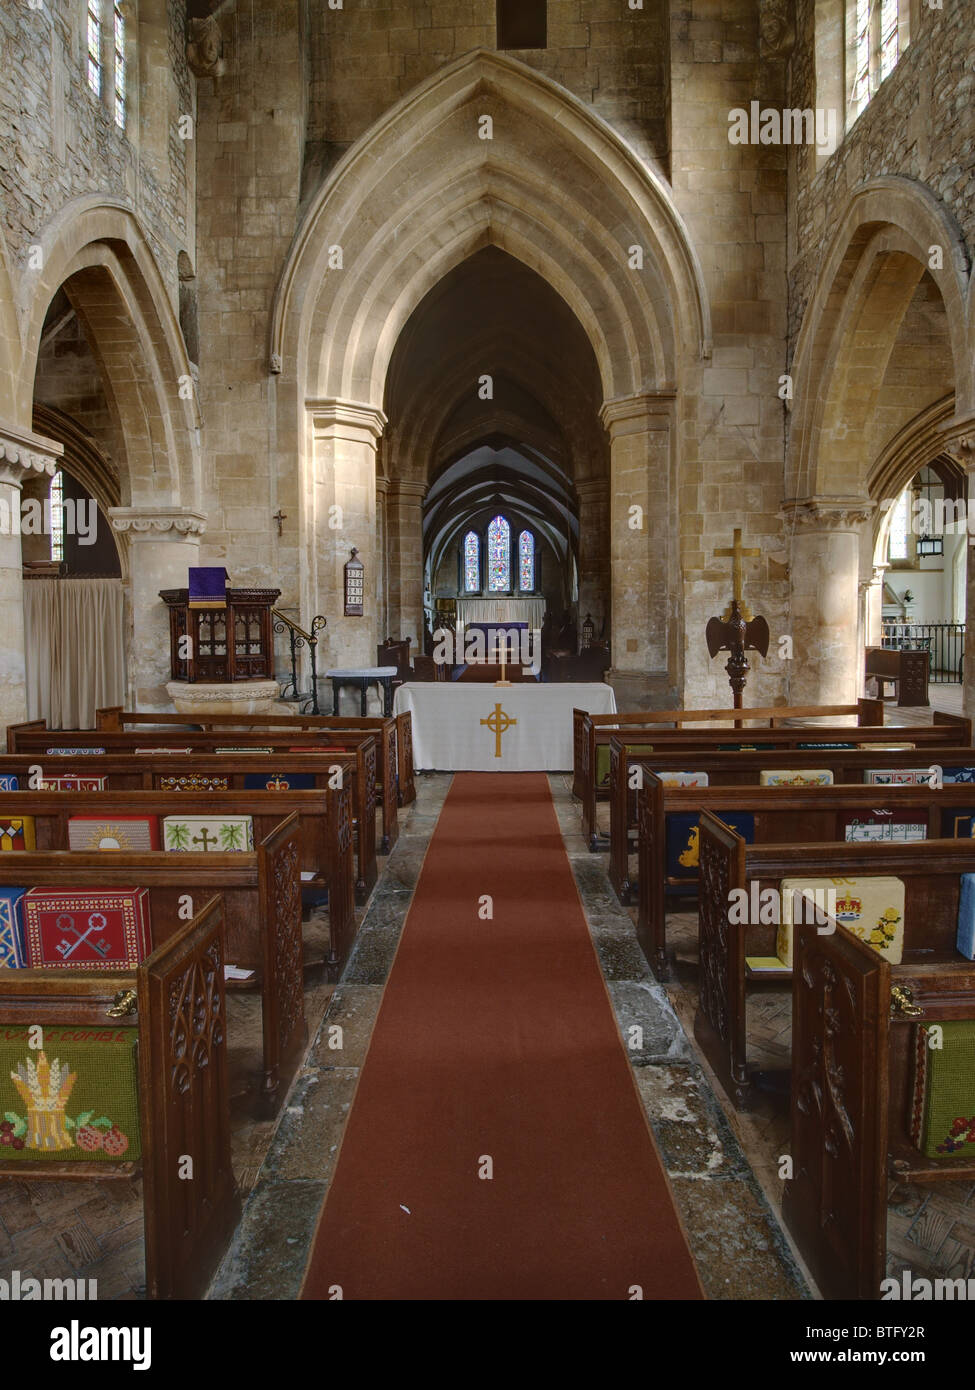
[715,528,761,620]
[273,509,287,536]
[480,703,516,759]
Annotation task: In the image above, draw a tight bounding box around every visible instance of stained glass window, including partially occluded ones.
[463,531,480,593]
[487,515,510,592]
[853,0,870,114]
[519,530,535,592]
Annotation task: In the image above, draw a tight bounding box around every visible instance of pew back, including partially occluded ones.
[0,895,240,1299]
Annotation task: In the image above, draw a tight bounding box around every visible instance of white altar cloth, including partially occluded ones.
[393,682,617,771]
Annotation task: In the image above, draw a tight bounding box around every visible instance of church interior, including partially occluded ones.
[0,0,974,1324]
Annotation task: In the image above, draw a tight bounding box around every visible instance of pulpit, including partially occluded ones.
[160,588,281,682]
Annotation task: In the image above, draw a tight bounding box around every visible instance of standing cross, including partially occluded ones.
[715,528,761,620]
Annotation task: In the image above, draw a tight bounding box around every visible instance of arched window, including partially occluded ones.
[49,470,65,563]
[518,530,535,592]
[487,515,510,592]
[463,530,481,593]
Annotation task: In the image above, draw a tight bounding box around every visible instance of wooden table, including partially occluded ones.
[326,667,398,716]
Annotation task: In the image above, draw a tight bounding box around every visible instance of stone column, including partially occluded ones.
[782,497,874,705]
[863,563,888,651]
[575,477,610,644]
[385,478,427,648]
[599,392,677,707]
[307,400,386,671]
[109,507,208,712]
[0,421,63,743]
[942,423,975,719]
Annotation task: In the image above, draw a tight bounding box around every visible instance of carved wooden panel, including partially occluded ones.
[899,650,930,707]
[258,813,306,1109]
[782,922,888,1301]
[608,739,630,903]
[139,896,239,1300]
[694,812,751,1108]
[326,783,356,975]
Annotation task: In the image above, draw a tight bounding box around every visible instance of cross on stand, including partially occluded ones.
[480,703,517,759]
[715,527,761,621]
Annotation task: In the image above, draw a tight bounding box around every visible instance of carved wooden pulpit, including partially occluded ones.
[161,588,281,683]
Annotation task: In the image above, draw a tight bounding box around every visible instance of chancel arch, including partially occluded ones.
[271,48,709,697]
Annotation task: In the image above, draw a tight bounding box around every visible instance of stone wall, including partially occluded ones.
[788,0,975,349]
[668,0,792,705]
[0,0,193,289]
[304,0,670,184]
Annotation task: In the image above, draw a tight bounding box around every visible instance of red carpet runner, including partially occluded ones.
[301,773,703,1300]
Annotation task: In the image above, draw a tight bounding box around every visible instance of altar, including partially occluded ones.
[393,681,617,771]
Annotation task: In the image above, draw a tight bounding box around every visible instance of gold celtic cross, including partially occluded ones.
[480,703,516,758]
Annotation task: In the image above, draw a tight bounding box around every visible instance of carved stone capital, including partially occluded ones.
[109,507,208,538]
[780,495,875,532]
[599,391,676,438]
[307,398,388,444]
[186,14,225,79]
[939,414,975,466]
[0,419,62,489]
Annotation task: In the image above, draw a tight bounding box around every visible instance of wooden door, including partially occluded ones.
[782,920,889,1300]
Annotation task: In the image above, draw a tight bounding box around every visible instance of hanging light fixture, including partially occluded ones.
[917,468,943,557]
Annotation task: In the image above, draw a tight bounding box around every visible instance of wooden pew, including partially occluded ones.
[94,703,417,820]
[865,645,930,707]
[636,777,975,980]
[0,895,240,1299]
[9,716,400,856]
[0,812,305,1114]
[0,747,378,903]
[0,785,356,977]
[581,709,970,851]
[605,738,975,883]
[694,822,975,1112]
[783,915,975,1300]
[607,735,975,890]
[571,698,891,803]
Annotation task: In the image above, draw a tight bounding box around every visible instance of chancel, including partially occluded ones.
[0,0,973,1329]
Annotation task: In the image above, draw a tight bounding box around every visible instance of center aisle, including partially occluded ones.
[300,773,703,1300]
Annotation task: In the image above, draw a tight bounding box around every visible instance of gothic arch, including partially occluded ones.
[786,177,972,502]
[270,48,711,409]
[18,197,202,510]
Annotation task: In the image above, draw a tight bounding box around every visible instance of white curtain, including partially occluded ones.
[24,578,126,729]
[455,597,546,630]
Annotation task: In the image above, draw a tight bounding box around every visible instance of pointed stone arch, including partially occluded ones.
[784,177,973,705]
[272,50,708,686]
[18,197,202,511]
[271,49,710,404]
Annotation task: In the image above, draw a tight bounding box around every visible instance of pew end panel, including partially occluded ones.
[138,895,241,1299]
[255,811,307,1113]
[695,811,754,1111]
[783,919,890,1302]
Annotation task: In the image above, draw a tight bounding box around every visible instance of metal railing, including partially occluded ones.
[881,621,965,683]
[272,609,327,712]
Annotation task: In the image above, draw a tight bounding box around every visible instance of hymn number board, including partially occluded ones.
[344,548,364,617]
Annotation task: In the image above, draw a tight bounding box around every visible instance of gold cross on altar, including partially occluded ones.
[715,527,761,620]
[480,703,516,758]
